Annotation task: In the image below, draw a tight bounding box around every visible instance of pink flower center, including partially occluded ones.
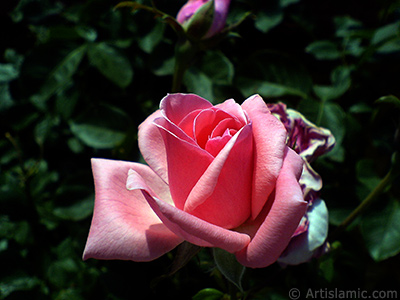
[178,107,243,156]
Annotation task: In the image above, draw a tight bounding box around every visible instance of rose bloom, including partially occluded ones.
[83,94,331,268]
[176,0,231,38]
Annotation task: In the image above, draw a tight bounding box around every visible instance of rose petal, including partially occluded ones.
[235,148,307,268]
[83,159,182,262]
[205,131,231,157]
[138,109,169,184]
[160,93,213,125]
[210,117,242,139]
[205,0,231,38]
[215,99,248,126]
[193,108,236,149]
[154,118,214,210]
[241,94,288,219]
[154,115,199,146]
[176,0,208,24]
[184,124,253,229]
[278,198,329,265]
[177,109,204,138]
[127,169,250,253]
[286,109,335,161]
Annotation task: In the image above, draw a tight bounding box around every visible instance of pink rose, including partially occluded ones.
[83,94,308,268]
[176,0,231,38]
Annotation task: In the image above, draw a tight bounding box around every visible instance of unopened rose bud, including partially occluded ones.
[176,0,231,39]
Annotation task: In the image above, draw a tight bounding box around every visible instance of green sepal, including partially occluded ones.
[213,248,245,292]
[183,0,215,40]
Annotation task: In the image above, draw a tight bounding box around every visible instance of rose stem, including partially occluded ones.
[330,166,395,242]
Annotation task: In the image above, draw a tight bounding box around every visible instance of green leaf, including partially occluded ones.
[356,159,381,191]
[4,49,24,67]
[87,42,133,88]
[255,10,283,33]
[320,103,346,147]
[305,40,341,60]
[0,84,14,111]
[34,115,55,146]
[55,89,79,120]
[75,25,97,42]
[54,288,85,300]
[319,256,335,282]
[0,239,8,253]
[375,95,400,110]
[0,217,32,245]
[0,64,19,83]
[376,38,400,54]
[313,66,352,101]
[167,242,203,276]
[237,51,312,99]
[152,56,175,76]
[30,44,87,107]
[349,102,373,114]
[47,258,79,288]
[213,248,245,292]
[192,288,224,300]
[53,195,94,221]
[138,22,165,54]
[0,276,42,299]
[69,104,130,149]
[371,22,399,45]
[280,0,300,7]
[334,16,363,38]
[201,51,234,85]
[27,160,59,198]
[344,38,364,57]
[328,207,354,226]
[361,199,400,261]
[67,138,84,153]
[184,67,214,101]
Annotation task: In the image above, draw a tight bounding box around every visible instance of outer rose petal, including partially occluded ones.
[127,169,250,253]
[176,0,208,24]
[138,109,169,183]
[235,148,307,268]
[206,0,231,38]
[278,198,329,265]
[83,159,182,262]
[241,95,287,219]
[160,93,213,125]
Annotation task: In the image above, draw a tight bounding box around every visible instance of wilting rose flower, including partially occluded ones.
[176,0,231,38]
[267,102,335,265]
[83,94,309,268]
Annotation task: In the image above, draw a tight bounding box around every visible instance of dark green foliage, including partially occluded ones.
[1,0,400,299]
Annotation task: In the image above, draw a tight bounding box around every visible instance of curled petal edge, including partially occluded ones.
[127,169,251,254]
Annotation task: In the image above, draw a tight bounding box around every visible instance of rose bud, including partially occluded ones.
[176,0,231,39]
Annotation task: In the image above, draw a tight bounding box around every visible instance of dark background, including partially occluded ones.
[1,0,400,299]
